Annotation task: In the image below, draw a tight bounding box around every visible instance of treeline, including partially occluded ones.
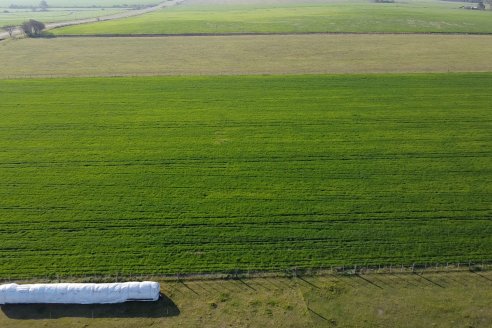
[8,0,47,11]
[442,0,482,3]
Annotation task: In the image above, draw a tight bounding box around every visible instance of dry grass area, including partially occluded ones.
[1,34,492,78]
[1,271,491,327]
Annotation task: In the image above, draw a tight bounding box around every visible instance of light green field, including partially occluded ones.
[54,0,492,35]
[2,34,492,78]
[0,8,125,27]
[0,74,491,279]
[1,271,491,327]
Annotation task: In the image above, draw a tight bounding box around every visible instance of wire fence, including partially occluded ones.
[1,260,491,284]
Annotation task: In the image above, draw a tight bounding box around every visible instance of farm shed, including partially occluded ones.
[0,281,160,304]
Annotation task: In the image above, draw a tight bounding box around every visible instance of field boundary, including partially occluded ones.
[52,31,492,38]
[3,69,492,80]
[2,261,490,284]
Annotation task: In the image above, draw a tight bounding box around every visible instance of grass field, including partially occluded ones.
[2,34,492,78]
[1,271,491,327]
[53,0,492,35]
[0,8,125,27]
[0,74,490,279]
[1,1,490,326]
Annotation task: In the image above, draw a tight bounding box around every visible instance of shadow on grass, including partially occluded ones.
[1,294,179,319]
[470,270,492,282]
[297,275,321,289]
[31,32,56,38]
[354,274,383,289]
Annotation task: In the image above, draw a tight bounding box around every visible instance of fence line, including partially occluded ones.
[1,260,491,284]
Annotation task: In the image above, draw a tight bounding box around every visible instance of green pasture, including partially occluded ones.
[54,0,492,35]
[0,74,491,279]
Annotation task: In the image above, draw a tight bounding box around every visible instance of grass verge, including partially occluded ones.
[1,271,491,327]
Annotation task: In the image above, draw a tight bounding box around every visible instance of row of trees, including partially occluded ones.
[9,1,48,11]
[468,1,492,10]
[374,0,492,9]
[473,0,492,9]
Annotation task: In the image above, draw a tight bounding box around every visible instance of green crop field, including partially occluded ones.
[53,0,492,35]
[0,73,490,279]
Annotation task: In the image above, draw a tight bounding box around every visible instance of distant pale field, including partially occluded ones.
[1,272,491,327]
[1,34,492,78]
[53,0,492,35]
[0,8,125,27]
[0,0,157,7]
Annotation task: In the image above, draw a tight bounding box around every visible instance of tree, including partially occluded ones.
[21,19,45,37]
[2,25,15,37]
[39,0,48,11]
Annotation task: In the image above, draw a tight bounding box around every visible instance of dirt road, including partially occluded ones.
[0,0,184,40]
